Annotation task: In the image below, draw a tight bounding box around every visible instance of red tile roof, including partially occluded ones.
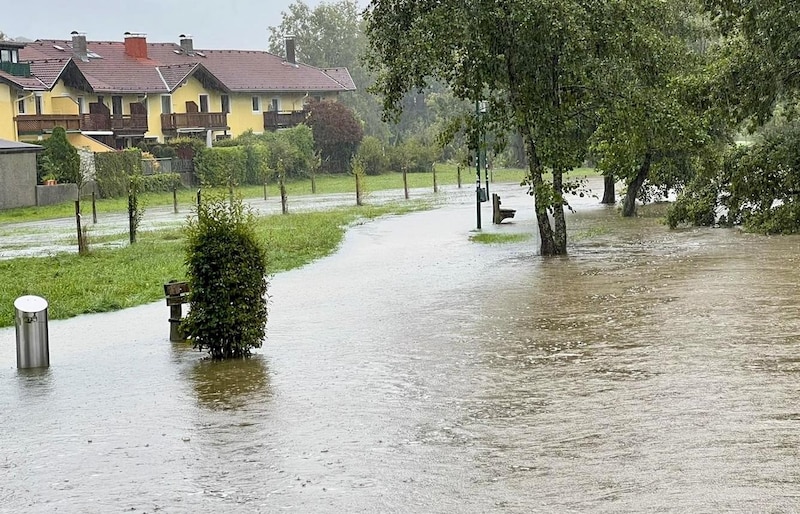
[18,38,355,95]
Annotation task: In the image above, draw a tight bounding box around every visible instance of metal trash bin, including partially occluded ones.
[14,295,50,369]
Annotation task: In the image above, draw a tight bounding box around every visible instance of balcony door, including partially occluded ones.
[112,96,123,117]
[199,94,209,113]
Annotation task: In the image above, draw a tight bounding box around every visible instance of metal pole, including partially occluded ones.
[475,100,482,230]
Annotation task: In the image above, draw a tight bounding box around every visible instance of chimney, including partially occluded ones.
[124,32,148,59]
[71,31,88,62]
[179,34,194,55]
[284,35,296,65]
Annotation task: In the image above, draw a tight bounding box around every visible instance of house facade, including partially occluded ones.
[0,33,355,149]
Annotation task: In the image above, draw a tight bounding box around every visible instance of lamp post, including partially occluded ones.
[480,101,489,200]
[475,100,482,229]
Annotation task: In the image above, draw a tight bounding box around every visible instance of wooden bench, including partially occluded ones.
[492,193,517,224]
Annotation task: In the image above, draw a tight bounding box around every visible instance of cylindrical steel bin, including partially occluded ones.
[14,295,49,369]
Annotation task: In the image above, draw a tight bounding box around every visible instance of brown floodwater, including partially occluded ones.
[2,181,800,512]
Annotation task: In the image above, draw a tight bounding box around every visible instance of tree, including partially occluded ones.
[183,193,268,360]
[39,127,80,184]
[366,0,644,255]
[268,1,390,139]
[306,99,364,173]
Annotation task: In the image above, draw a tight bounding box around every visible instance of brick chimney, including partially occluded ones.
[179,34,194,55]
[284,35,296,65]
[71,31,88,62]
[124,32,148,59]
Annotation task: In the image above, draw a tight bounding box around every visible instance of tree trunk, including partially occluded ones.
[552,170,568,255]
[525,136,556,256]
[622,153,651,217]
[601,174,615,204]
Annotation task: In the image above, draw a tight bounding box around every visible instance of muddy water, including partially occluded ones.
[2,183,800,512]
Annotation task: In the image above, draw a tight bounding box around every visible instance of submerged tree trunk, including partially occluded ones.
[524,135,556,256]
[601,174,616,204]
[551,169,568,255]
[622,153,652,217]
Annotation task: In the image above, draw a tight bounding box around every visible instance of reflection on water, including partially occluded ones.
[189,355,271,411]
[1,183,800,512]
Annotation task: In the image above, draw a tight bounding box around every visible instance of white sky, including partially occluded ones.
[5,0,369,51]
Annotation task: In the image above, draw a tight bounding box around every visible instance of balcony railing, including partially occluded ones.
[0,61,31,77]
[263,110,308,131]
[161,112,228,132]
[15,115,82,134]
[14,113,148,135]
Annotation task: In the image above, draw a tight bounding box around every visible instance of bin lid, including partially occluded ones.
[14,295,48,313]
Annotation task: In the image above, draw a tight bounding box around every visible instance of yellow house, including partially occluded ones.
[1,32,355,149]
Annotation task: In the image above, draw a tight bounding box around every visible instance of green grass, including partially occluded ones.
[470,232,532,244]
[0,201,429,328]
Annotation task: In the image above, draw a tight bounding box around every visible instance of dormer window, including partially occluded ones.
[0,48,19,63]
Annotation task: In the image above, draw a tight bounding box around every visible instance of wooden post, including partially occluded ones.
[128,193,136,244]
[457,164,462,189]
[280,173,288,214]
[402,165,409,200]
[433,163,438,193]
[311,172,317,194]
[91,191,97,224]
[355,173,363,206]
[263,178,268,201]
[196,188,201,208]
[173,186,178,214]
[164,281,190,342]
[75,201,87,255]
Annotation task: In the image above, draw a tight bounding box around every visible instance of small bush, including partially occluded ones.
[183,193,269,360]
[356,136,388,176]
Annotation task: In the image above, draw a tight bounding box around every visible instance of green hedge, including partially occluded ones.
[95,149,142,198]
[194,146,247,187]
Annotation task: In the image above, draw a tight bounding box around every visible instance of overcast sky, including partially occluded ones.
[5,0,369,51]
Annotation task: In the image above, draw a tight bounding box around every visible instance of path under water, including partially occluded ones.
[1,181,800,512]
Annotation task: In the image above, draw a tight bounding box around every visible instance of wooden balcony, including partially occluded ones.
[161,112,228,133]
[15,115,82,134]
[264,110,308,131]
[14,113,148,135]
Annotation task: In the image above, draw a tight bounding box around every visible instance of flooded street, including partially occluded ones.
[2,182,800,512]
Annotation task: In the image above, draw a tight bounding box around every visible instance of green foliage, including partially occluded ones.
[141,173,182,193]
[95,149,143,198]
[386,137,439,173]
[669,120,800,233]
[183,193,269,360]
[306,99,364,173]
[39,127,80,184]
[194,146,247,187]
[356,136,388,175]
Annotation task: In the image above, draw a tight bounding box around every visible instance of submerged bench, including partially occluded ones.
[492,193,517,224]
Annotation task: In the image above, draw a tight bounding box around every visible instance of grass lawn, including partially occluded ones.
[0,201,428,328]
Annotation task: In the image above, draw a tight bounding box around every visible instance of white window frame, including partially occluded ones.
[17,94,25,114]
[251,96,261,113]
[271,98,280,112]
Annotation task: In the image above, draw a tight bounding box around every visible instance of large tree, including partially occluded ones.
[268,1,389,140]
[366,0,680,255]
[591,0,727,217]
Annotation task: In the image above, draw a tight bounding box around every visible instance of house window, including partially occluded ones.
[17,94,25,114]
[0,49,10,62]
[111,95,123,116]
[220,95,230,114]
[199,94,209,113]
[34,94,43,115]
[251,96,260,112]
[271,98,280,112]
[161,95,172,114]
[77,96,85,114]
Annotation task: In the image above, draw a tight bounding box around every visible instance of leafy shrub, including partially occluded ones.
[306,99,364,173]
[356,136,388,175]
[183,193,268,359]
[95,149,142,198]
[141,173,182,193]
[194,146,247,187]
[39,127,80,184]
